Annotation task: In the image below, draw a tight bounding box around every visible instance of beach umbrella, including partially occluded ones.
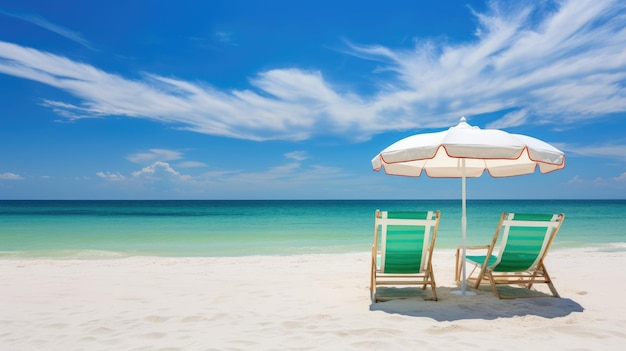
[371,117,565,295]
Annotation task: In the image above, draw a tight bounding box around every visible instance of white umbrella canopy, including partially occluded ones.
[372,117,565,177]
[371,117,565,295]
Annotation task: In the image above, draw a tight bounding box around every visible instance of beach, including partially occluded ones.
[2,248,625,350]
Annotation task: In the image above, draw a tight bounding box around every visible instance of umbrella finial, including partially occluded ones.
[453,116,478,130]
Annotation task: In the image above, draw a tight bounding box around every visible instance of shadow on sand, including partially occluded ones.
[369,286,584,322]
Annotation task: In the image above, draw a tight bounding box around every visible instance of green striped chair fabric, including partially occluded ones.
[466,213,560,272]
[378,211,433,274]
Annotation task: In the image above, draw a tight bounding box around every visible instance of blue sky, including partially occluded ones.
[0,0,625,200]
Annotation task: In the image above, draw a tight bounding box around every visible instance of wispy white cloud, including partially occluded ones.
[214,31,234,44]
[96,155,351,196]
[0,172,23,180]
[131,162,193,182]
[567,172,626,187]
[97,162,199,198]
[0,10,94,50]
[126,149,207,169]
[615,172,626,182]
[126,149,184,164]
[285,151,308,161]
[0,0,625,141]
[559,143,626,161]
[203,161,348,191]
[486,109,529,129]
[203,148,350,191]
[347,0,626,129]
[96,171,126,181]
[176,161,207,168]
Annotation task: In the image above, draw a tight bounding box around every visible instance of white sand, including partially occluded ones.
[1,249,625,350]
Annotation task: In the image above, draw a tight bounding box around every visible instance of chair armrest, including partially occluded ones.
[455,245,490,255]
[464,245,490,250]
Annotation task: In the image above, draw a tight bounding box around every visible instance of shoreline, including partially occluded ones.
[2,249,625,350]
[1,241,625,260]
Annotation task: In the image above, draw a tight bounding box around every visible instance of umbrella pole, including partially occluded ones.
[461,160,467,293]
[453,159,475,296]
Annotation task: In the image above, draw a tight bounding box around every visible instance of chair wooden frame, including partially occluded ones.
[455,212,565,299]
[370,209,440,302]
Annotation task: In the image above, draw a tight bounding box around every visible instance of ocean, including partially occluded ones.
[1,200,625,258]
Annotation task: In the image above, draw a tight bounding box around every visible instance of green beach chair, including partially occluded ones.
[370,210,440,302]
[455,212,565,299]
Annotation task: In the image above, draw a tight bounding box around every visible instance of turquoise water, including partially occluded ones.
[1,200,625,258]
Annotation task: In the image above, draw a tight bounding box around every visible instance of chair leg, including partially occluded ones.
[370,259,377,302]
[525,264,559,298]
[472,256,491,289]
[487,271,502,299]
[541,266,560,298]
[371,278,377,303]
[525,265,542,289]
[454,248,461,283]
[464,264,479,286]
[369,262,374,294]
[428,269,438,301]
